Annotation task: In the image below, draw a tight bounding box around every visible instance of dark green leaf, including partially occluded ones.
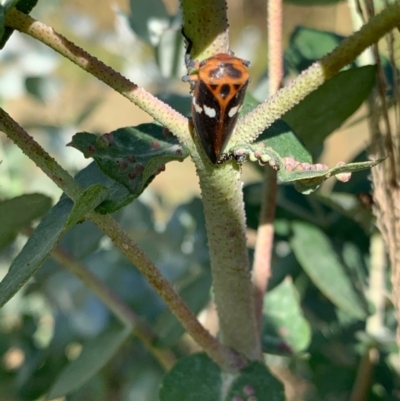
[65,184,109,230]
[0,198,72,307]
[285,26,345,73]
[65,162,136,215]
[159,353,221,401]
[157,93,191,116]
[48,325,131,399]
[0,193,52,250]
[237,93,312,163]
[290,221,368,319]
[262,278,311,354]
[283,66,376,152]
[226,361,285,401]
[255,119,311,163]
[69,124,188,198]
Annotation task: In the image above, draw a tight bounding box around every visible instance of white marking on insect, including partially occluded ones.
[228,105,240,117]
[203,105,216,118]
[192,97,203,113]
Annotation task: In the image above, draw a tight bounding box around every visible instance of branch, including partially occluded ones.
[234,1,400,144]
[4,8,195,154]
[50,246,176,371]
[0,108,244,372]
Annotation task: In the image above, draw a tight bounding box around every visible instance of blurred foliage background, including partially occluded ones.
[0,1,399,400]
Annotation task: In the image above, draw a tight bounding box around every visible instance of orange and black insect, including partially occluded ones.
[182,31,250,164]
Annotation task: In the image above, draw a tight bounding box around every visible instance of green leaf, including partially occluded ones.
[156,93,191,117]
[280,157,384,194]
[0,193,52,250]
[255,119,312,163]
[69,124,188,198]
[127,0,170,46]
[226,361,285,401]
[48,325,131,399]
[283,66,376,152]
[285,26,345,73]
[65,184,109,230]
[0,184,110,307]
[262,278,311,354]
[159,353,222,401]
[0,0,39,49]
[290,221,368,319]
[160,355,284,401]
[235,93,312,163]
[0,198,72,307]
[67,162,136,215]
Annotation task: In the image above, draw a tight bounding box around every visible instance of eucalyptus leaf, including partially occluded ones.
[0,198,72,307]
[0,193,52,250]
[0,185,111,307]
[290,221,368,319]
[262,278,311,354]
[48,325,131,399]
[285,26,346,73]
[283,66,376,152]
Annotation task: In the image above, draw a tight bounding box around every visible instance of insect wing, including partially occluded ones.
[192,79,249,164]
[191,80,221,164]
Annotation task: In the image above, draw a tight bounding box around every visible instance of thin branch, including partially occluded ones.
[0,108,244,372]
[233,1,400,145]
[253,0,282,330]
[50,246,177,371]
[4,8,194,154]
[253,169,277,330]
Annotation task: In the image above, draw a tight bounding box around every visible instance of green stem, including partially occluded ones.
[196,163,262,361]
[180,0,229,60]
[181,0,262,360]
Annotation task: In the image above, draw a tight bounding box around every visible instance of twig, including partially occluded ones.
[50,246,177,371]
[0,108,244,372]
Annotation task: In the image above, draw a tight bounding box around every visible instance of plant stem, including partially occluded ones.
[180,0,229,60]
[180,0,263,360]
[253,169,277,330]
[253,0,282,330]
[0,108,244,372]
[4,8,194,154]
[196,163,262,361]
[50,246,176,371]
